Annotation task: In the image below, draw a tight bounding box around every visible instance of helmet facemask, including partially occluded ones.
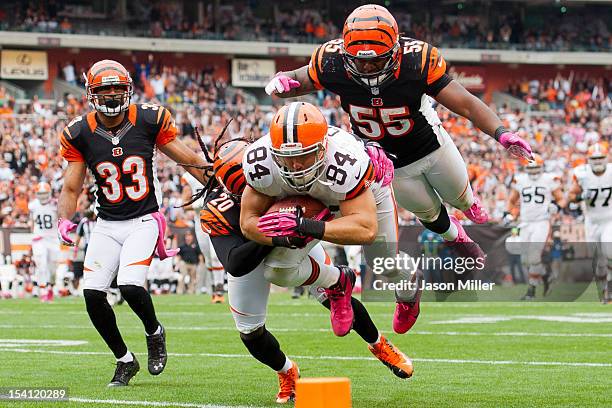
[588,155,607,174]
[343,43,400,93]
[272,143,326,192]
[87,79,133,117]
[36,190,51,204]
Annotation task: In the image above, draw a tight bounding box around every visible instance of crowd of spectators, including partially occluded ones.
[1,62,610,234]
[2,1,610,51]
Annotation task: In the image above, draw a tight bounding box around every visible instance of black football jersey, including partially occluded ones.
[308,37,452,167]
[200,186,272,277]
[59,103,177,221]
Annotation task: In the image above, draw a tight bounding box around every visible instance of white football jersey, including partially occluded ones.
[181,172,206,211]
[243,126,384,208]
[29,199,58,238]
[573,163,612,222]
[512,172,560,222]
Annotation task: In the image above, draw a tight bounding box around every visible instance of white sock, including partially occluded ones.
[368,333,381,347]
[117,351,134,363]
[441,221,458,241]
[277,358,293,374]
[147,325,162,336]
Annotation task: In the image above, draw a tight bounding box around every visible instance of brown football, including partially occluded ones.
[265,195,327,219]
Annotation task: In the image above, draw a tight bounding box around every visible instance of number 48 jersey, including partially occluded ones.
[59,104,177,221]
[512,172,560,222]
[29,199,57,239]
[243,126,384,208]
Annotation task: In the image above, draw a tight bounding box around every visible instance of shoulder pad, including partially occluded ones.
[62,115,86,140]
[137,103,167,126]
[242,136,276,193]
[325,135,375,199]
[308,39,345,88]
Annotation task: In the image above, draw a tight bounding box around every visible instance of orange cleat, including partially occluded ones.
[276,360,299,404]
[368,335,414,379]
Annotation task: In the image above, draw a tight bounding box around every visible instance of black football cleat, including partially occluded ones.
[108,353,140,387]
[146,325,167,375]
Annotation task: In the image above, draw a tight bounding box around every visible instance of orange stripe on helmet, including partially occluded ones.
[270,102,328,150]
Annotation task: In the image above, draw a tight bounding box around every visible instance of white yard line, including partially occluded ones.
[3,348,611,368]
[70,397,260,408]
[1,324,611,337]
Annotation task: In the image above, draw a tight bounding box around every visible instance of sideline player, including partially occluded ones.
[29,182,59,302]
[508,155,565,300]
[57,59,209,386]
[568,143,612,303]
[198,137,413,403]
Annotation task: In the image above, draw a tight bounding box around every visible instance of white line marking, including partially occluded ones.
[3,348,611,368]
[0,339,87,347]
[70,397,260,408]
[0,324,610,337]
[431,315,612,324]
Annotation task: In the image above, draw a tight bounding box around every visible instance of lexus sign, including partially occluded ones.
[1,50,48,80]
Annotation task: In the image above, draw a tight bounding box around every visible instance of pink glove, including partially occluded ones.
[151,212,180,260]
[499,132,533,161]
[264,73,301,95]
[258,210,300,237]
[57,218,77,246]
[366,143,394,187]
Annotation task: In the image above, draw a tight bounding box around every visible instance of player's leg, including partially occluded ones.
[599,221,612,303]
[393,164,484,260]
[521,222,549,299]
[228,264,299,403]
[264,241,355,336]
[31,239,50,301]
[195,228,212,294]
[82,220,138,386]
[424,127,488,223]
[117,214,166,376]
[206,234,226,302]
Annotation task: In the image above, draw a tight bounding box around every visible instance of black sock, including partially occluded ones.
[83,289,128,359]
[321,297,379,344]
[240,326,287,372]
[420,205,451,234]
[119,285,160,335]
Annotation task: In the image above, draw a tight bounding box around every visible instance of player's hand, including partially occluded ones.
[272,235,308,249]
[258,206,331,239]
[264,73,300,95]
[580,189,595,201]
[499,132,533,161]
[57,218,77,246]
[365,141,394,187]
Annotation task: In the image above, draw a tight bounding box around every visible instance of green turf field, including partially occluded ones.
[0,289,610,408]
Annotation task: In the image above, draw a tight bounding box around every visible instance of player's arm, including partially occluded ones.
[239,185,276,246]
[434,81,503,138]
[266,65,318,98]
[159,139,210,185]
[567,175,584,204]
[507,188,520,217]
[324,189,378,245]
[552,186,566,210]
[210,234,273,277]
[58,161,87,221]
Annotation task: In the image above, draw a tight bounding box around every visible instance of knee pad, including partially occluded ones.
[263,266,300,287]
[239,325,265,341]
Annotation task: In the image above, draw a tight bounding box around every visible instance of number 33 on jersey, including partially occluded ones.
[59,103,177,221]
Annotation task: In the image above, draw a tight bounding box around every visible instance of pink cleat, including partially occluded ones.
[46,288,54,303]
[462,195,489,224]
[325,266,356,337]
[446,216,486,262]
[393,271,423,334]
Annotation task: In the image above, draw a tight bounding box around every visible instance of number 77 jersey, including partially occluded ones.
[308,36,452,168]
[59,103,178,221]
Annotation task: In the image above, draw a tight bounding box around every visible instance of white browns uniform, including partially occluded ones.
[29,199,60,286]
[244,126,412,299]
[512,172,560,276]
[573,163,612,278]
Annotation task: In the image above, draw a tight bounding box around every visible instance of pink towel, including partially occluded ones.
[151,211,180,260]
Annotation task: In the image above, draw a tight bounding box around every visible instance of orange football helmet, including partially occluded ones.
[270,102,328,191]
[342,4,400,91]
[587,142,608,173]
[521,153,544,178]
[35,182,51,204]
[85,59,133,117]
[213,139,249,197]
